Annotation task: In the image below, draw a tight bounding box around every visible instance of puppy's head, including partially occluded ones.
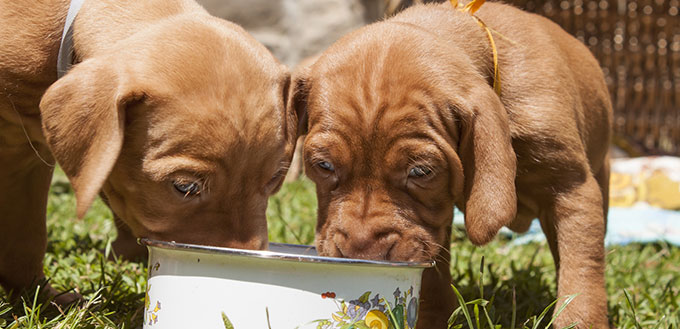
[292,23,516,262]
[40,19,299,250]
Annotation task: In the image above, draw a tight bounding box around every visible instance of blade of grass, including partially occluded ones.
[543,294,578,329]
[510,286,516,329]
[24,285,41,329]
[530,297,559,329]
[448,304,463,328]
[0,301,10,327]
[481,306,495,329]
[451,284,475,329]
[476,257,484,329]
[272,198,304,244]
[652,315,666,329]
[624,289,643,329]
[73,289,105,328]
[478,256,485,300]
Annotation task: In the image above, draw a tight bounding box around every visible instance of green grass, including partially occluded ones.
[1,169,678,328]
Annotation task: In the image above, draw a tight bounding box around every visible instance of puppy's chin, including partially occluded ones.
[119,210,269,251]
[138,226,269,251]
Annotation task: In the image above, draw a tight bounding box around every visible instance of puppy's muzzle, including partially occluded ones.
[332,224,401,260]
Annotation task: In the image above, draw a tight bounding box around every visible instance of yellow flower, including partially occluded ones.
[365,310,390,329]
[332,313,344,323]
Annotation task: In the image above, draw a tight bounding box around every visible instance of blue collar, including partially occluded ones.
[57,0,85,79]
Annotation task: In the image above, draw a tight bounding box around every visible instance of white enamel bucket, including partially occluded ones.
[141,239,433,329]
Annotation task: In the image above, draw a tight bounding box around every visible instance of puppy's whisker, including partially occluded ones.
[414,236,449,261]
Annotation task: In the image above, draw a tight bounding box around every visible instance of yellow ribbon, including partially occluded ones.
[450,0,501,96]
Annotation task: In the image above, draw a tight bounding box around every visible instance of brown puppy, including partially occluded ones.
[0,0,299,302]
[291,2,611,328]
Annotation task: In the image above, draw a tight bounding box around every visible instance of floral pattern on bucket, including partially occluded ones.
[313,287,418,329]
[144,285,162,325]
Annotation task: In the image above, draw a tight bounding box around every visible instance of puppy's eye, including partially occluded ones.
[173,181,201,197]
[317,161,335,172]
[408,166,432,178]
[265,168,286,192]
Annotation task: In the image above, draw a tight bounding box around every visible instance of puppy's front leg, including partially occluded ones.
[0,142,53,300]
[542,174,609,329]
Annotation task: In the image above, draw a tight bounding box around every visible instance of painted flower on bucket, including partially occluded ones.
[365,310,390,329]
[144,285,162,325]
[313,287,418,329]
[348,298,371,321]
[406,297,418,328]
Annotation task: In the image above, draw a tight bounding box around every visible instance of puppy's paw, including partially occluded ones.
[44,284,84,307]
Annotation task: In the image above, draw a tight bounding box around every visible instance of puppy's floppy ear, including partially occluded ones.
[287,60,316,138]
[456,86,517,245]
[40,58,143,219]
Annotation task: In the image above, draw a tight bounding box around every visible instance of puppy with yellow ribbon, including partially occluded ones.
[290,0,612,327]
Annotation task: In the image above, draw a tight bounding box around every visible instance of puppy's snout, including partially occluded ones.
[333,224,400,260]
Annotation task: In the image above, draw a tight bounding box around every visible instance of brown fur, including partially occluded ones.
[0,0,300,302]
[290,2,611,328]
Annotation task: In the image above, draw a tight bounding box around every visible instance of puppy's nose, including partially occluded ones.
[334,226,400,260]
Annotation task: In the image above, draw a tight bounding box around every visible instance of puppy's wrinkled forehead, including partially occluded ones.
[307,25,459,153]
